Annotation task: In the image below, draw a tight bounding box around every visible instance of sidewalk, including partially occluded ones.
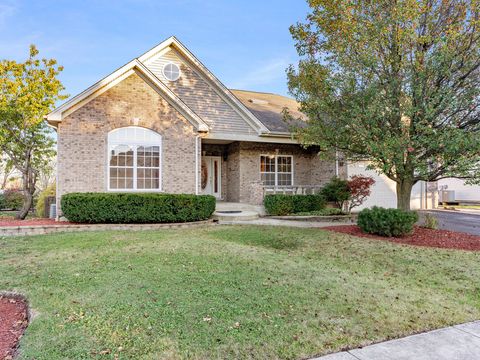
[313,321,480,360]
[218,218,342,228]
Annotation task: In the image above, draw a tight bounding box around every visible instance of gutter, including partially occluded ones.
[259,131,294,138]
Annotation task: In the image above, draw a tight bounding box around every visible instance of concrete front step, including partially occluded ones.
[212,210,260,222]
[216,202,264,212]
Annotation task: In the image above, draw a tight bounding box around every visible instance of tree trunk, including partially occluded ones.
[15,163,36,220]
[16,191,32,220]
[396,179,414,211]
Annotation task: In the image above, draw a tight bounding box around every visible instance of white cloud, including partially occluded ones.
[0,1,17,27]
[229,57,291,90]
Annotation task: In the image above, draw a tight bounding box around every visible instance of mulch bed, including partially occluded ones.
[0,218,71,227]
[0,295,29,360]
[324,225,480,251]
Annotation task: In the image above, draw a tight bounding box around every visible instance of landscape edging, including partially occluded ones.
[0,219,214,237]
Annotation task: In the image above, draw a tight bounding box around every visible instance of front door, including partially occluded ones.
[201,156,222,199]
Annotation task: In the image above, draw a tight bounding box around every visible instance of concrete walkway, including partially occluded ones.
[313,321,480,360]
[218,218,341,228]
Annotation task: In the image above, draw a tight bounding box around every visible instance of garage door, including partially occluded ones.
[347,161,423,210]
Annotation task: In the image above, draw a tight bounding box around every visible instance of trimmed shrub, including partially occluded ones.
[357,206,419,237]
[0,193,5,210]
[3,189,24,210]
[294,208,345,216]
[321,177,351,208]
[61,193,216,224]
[264,194,326,216]
[36,183,56,218]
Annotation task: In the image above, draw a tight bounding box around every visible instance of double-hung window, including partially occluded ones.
[260,155,293,187]
[108,127,162,191]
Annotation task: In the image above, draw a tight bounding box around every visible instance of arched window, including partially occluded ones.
[108,127,162,191]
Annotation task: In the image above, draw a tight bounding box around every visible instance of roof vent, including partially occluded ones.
[248,98,269,105]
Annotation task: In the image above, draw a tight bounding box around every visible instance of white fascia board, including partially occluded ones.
[139,36,270,135]
[46,60,138,121]
[45,58,209,133]
[204,132,299,144]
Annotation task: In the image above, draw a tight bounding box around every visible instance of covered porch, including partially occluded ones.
[199,139,342,205]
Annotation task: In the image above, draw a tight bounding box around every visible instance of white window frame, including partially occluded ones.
[260,155,294,188]
[162,62,181,82]
[107,127,163,192]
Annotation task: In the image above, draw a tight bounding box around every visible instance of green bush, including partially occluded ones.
[3,189,24,210]
[321,177,351,208]
[422,213,438,230]
[264,194,326,215]
[61,193,216,224]
[357,206,419,237]
[36,183,56,218]
[293,208,345,216]
[0,193,5,210]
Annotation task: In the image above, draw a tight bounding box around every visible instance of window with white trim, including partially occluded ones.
[108,127,162,191]
[260,155,293,187]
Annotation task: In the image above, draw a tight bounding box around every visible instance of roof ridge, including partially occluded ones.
[229,88,283,96]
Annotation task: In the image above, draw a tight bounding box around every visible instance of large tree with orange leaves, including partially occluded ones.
[288,1,480,210]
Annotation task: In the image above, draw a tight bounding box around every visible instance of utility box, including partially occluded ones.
[441,190,456,203]
[49,204,57,219]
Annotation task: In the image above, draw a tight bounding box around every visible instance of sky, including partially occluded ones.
[0,0,310,99]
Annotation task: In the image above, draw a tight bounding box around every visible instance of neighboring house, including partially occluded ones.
[47,36,343,216]
[437,178,480,204]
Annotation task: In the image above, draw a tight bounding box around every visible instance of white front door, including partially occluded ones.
[201,156,222,199]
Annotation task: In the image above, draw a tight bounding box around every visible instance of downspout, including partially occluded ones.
[195,135,200,195]
[45,120,59,221]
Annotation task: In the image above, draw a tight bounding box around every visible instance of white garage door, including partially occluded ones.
[347,161,423,210]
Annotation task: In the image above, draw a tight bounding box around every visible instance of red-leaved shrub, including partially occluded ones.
[346,175,375,213]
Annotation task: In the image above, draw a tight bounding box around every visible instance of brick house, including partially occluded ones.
[47,36,343,215]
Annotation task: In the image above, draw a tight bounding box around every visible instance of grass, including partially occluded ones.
[1,226,479,359]
[445,205,480,210]
[0,210,37,219]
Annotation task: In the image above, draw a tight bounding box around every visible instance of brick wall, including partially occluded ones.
[236,142,338,203]
[56,72,198,214]
[200,141,340,204]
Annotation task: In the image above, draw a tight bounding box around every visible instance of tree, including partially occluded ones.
[346,175,376,213]
[0,45,66,219]
[287,1,480,210]
[0,156,15,189]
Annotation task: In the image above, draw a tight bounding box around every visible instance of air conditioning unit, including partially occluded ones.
[49,204,57,219]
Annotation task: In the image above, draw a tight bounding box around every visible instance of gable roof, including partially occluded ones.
[138,36,270,135]
[230,89,307,134]
[46,36,303,139]
[46,59,209,132]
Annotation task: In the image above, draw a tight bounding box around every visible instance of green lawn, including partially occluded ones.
[1,226,479,359]
[446,205,480,210]
[0,210,37,219]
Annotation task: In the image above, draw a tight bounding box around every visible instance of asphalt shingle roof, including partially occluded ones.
[230,89,306,133]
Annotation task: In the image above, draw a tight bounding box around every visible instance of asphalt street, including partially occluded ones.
[424,210,480,235]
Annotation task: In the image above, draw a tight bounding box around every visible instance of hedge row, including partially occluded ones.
[264,194,326,216]
[61,193,216,224]
[357,206,418,237]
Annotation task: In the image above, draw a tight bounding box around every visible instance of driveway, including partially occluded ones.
[422,210,480,236]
